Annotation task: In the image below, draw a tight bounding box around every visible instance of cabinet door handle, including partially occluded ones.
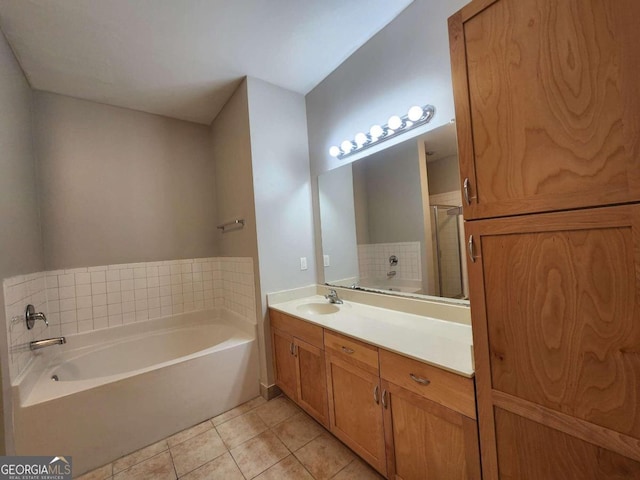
[409,373,431,386]
[373,384,380,404]
[289,343,294,355]
[463,177,472,205]
[293,345,298,357]
[467,235,476,263]
[341,346,355,354]
[382,389,388,409]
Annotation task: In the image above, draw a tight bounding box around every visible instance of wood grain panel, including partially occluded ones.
[325,353,387,476]
[295,338,328,427]
[272,328,297,401]
[269,308,323,348]
[382,380,480,480]
[481,216,640,438]
[324,330,379,374]
[459,0,640,218]
[380,349,476,419]
[494,390,640,463]
[495,408,640,479]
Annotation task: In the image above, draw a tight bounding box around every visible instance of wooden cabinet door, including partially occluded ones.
[381,380,481,480]
[294,337,329,427]
[272,327,297,401]
[449,0,640,220]
[465,204,640,479]
[325,353,387,476]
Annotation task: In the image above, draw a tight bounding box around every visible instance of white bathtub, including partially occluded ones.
[12,310,259,476]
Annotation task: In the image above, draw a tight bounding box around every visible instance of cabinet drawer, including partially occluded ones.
[324,330,379,373]
[380,349,476,419]
[269,309,323,349]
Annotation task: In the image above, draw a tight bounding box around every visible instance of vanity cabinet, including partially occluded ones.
[269,308,480,479]
[380,350,481,480]
[324,331,387,476]
[449,0,640,221]
[270,309,329,427]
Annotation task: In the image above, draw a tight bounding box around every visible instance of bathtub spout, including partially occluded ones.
[30,337,66,351]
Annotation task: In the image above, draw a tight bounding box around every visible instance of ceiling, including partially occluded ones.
[0,0,413,125]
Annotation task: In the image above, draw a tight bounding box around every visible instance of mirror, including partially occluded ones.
[318,123,469,304]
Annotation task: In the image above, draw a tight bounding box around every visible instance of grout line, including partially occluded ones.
[166,446,179,479]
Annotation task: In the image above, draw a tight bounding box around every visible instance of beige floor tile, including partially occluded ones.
[211,396,267,426]
[294,433,355,480]
[230,430,290,479]
[254,395,300,427]
[179,452,244,480]
[75,463,112,480]
[271,411,324,452]
[253,455,314,480]
[170,428,228,477]
[216,410,268,448]
[331,458,385,480]
[113,440,168,473]
[113,451,175,480]
[167,420,213,448]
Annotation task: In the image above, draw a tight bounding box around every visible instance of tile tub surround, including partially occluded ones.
[77,395,383,480]
[3,257,256,382]
[357,241,422,282]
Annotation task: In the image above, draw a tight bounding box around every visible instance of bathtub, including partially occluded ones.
[12,309,259,476]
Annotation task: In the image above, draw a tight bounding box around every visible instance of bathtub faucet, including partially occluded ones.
[30,337,66,351]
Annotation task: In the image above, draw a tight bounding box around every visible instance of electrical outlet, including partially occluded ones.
[300,257,308,271]
[323,255,330,267]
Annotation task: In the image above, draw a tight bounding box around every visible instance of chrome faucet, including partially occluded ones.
[30,337,66,351]
[325,289,343,304]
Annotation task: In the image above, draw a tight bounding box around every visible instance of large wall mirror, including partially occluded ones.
[318,122,469,305]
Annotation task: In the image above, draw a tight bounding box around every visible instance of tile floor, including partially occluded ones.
[76,395,384,480]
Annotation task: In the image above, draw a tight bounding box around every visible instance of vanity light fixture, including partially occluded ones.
[329,104,435,159]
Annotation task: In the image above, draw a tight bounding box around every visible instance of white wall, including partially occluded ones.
[34,92,216,270]
[0,29,45,454]
[305,0,467,281]
[318,164,359,284]
[246,77,316,385]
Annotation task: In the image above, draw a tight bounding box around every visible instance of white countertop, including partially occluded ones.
[269,295,474,378]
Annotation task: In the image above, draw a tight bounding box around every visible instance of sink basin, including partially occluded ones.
[296,303,340,315]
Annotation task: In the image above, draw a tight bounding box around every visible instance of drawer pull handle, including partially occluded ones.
[463,177,472,205]
[382,389,388,409]
[467,235,476,263]
[373,384,380,404]
[341,346,355,354]
[410,373,431,386]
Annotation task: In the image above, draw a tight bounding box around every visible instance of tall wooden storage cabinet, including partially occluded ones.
[449,0,640,478]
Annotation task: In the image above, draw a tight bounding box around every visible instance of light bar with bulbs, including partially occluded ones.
[329,105,435,160]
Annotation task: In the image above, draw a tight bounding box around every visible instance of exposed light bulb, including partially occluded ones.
[407,106,424,122]
[341,140,354,154]
[329,146,341,157]
[388,115,403,130]
[354,132,368,147]
[369,124,383,140]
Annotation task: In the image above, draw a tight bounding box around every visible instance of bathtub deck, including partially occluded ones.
[77,395,382,480]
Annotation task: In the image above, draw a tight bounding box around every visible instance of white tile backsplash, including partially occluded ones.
[3,256,256,383]
[357,241,422,282]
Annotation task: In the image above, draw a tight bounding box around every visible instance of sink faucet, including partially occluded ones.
[30,337,66,351]
[325,289,343,304]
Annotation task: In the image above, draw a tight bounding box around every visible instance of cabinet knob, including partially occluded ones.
[409,373,431,386]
